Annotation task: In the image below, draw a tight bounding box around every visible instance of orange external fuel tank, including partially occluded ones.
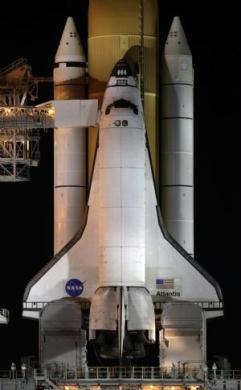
[88,0,159,188]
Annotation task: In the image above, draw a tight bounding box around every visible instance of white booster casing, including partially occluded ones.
[161,17,194,256]
[53,17,87,254]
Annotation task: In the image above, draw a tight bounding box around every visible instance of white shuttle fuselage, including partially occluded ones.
[89,61,155,359]
[23,59,222,362]
[93,63,146,288]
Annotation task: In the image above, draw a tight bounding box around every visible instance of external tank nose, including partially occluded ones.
[111,59,133,77]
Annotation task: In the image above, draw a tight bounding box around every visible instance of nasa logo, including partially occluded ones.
[65,279,84,297]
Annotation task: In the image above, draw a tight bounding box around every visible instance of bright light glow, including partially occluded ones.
[48,107,55,116]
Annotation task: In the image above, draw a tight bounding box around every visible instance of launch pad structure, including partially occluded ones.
[0,57,53,181]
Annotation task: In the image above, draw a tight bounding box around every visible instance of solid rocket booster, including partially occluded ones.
[160,17,194,256]
[54,17,87,254]
[88,0,159,186]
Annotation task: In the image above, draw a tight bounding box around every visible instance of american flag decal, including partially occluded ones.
[156,278,174,289]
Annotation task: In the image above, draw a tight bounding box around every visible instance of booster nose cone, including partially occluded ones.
[55,16,86,64]
[111,59,133,77]
[164,16,191,55]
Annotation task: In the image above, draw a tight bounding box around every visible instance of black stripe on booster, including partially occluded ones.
[55,62,86,68]
[55,185,86,189]
[161,184,193,188]
[161,116,193,120]
[161,82,193,87]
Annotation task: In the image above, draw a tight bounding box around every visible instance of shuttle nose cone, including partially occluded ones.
[164,16,191,55]
[55,16,86,63]
[111,59,133,77]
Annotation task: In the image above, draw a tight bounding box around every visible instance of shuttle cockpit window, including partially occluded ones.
[105,99,138,115]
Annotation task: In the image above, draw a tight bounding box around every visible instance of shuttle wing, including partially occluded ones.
[144,147,223,304]
[23,149,101,317]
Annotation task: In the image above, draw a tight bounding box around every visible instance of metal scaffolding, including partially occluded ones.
[0,58,53,181]
[0,106,54,181]
[0,106,54,129]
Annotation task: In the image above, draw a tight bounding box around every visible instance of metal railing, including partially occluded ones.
[0,106,54,129]
[24,300,223,312]
[0,370,27,379]
[0,367,241,387]
[23,301,90,311]
[32,366,216,382]
[208,370,241,380]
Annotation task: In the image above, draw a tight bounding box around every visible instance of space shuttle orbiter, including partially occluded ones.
[23,54,222,360]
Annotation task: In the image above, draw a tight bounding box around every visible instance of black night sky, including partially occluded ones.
[0,0,240,370]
